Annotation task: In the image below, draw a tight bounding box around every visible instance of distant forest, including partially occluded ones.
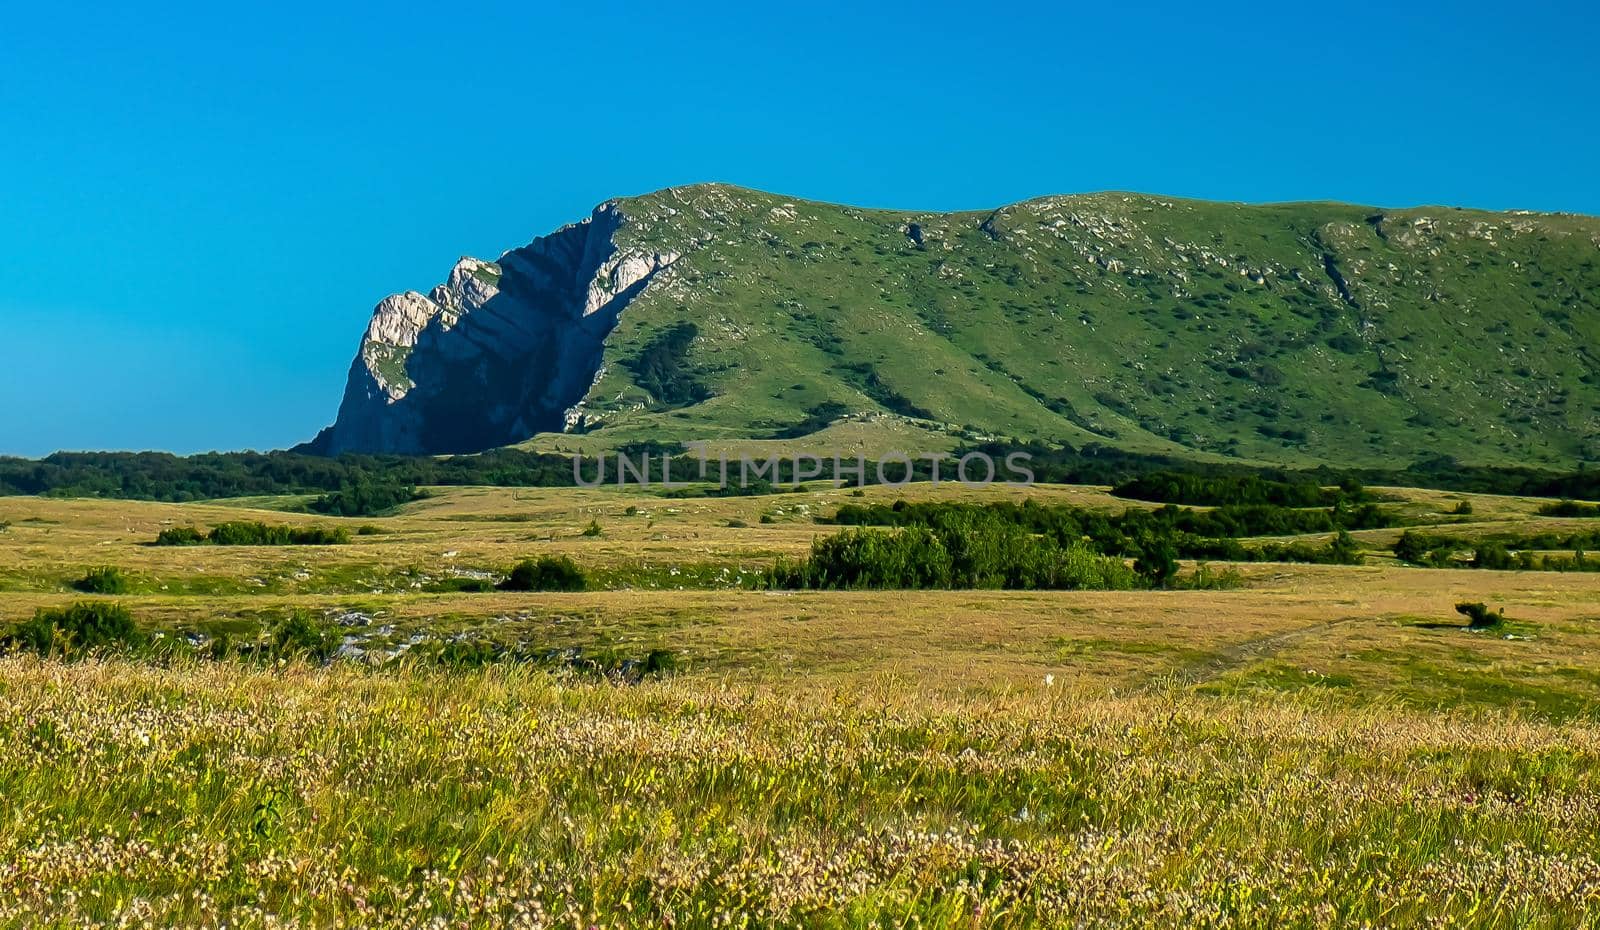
[0,449,575,501]
[0,444,1596,504]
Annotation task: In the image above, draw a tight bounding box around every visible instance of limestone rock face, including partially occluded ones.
[314,202,676,454]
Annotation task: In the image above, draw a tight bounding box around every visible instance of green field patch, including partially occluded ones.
[589,562,768,591]
[1389,660,1597,720]
[1198,660,1357,696]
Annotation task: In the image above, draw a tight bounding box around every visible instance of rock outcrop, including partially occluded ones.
[309,202,677,454]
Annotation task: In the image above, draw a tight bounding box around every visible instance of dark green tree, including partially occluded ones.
[1393,531,1431,565]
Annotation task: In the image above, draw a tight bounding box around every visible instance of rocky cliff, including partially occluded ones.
[308,202,677,454]
[310,184,1600,468]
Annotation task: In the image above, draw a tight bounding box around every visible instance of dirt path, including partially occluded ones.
[1145,615,1365,690]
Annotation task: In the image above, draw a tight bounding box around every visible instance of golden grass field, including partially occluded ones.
[2,483,1600,927]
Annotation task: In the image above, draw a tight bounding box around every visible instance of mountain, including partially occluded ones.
[307,184,1600,468]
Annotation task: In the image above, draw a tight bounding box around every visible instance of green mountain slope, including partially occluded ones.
[326,184,1600,468]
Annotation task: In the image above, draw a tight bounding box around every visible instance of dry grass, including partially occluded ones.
[2,659,1599,928]
[3,485,1600,925]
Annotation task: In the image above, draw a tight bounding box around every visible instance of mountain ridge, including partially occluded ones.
[308,184,1600,468]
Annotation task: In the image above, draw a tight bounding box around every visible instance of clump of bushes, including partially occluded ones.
[1113,472,1365,507]
[153,521,350,547]
[770,527,951,590]
[581,520,603,538]
[1539,499,1600,518]
[270,610,340,661]
[827,498,1376,565]
[501,556,588,592]
[429,577,497,593]
[1456,602,1507,630]
[205,630,234,660]
[156,525,207,546]
[72,566,130,594]
[1396,527,1600,572]
[1133,536,1179,588]
[2,602,144,658]
[795,500,1376,588]
[622,321,710,408]
[309,482,428,517]
[1471,541,1515,570]
[210,522,349,546]
[1395,528,1593,573]
[768,516,1137,591]
[1250,531,1363,566]
[1393,530,1434,565]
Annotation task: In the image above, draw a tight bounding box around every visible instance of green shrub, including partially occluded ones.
[1425,548,1459,568]
[771,527,953,590]
[1471,541,1514,570]
[72,566,130,594]
[1327,530,1363,565]
[1134,536,1179,588]
[1393,530,1431,565]
[270,611,339,661]
[155,526,207,546]
[581,520,603,538]
[3,602,144,658]
[1455,602,1507,630]
[1046,542,1139,590]
[501,556,588,592]
[640,648,680,675]
[430,576,497,593]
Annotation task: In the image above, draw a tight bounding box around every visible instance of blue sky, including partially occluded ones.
[2,0,1595,456]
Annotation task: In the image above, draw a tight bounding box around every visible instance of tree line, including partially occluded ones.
[828,499,1375,566]
[788,498,1368,592]
[2,444,1596,505]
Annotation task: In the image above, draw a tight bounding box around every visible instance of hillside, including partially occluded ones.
[309,184,1600,467]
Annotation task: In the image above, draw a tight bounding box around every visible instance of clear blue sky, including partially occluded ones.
[2,0,1595,456]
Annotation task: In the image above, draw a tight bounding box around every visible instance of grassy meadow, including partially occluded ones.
[2,482,1600,927]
